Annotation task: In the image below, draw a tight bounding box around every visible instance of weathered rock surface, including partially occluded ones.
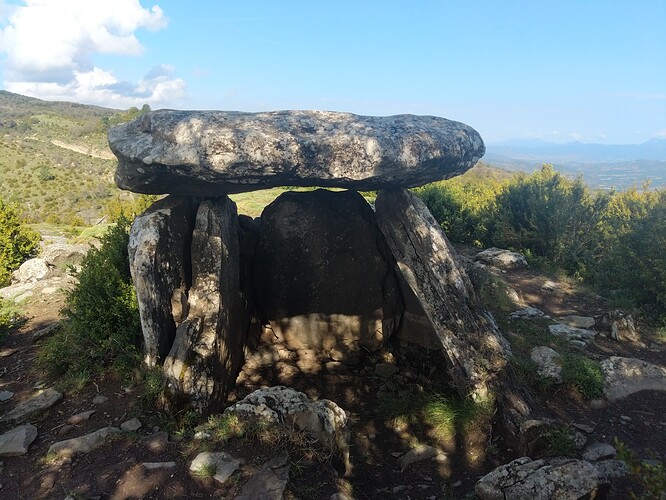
[475,247,528,270]
[236,455,290,500]
[1,388,62,422]
[0,424,38,456]
[189,451,241,485]
[559,315,595,329]
[11,258,51,283]
[67,410,95,425]
[110,110,485,195]
[0,390,14,402]
[120,417,142,432]
[163,196,249,410]
[129,195,198,365]
[530,346,562,383]
[398,444,447,471]
[47,426,121,457]
[41,243,89,268]
[475,456,608,500]
[582,442,616,462]
[375,189,510,400]
[253,190,402,353]
[549,323,597,346]
[600,356,666,401]
[510,306,546,320]
[225,386,349,454]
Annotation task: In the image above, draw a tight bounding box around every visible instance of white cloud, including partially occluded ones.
[0,0,184,107]
[655,129,666,138]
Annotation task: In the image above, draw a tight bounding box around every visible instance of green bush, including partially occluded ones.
[0,198,41,286]
[38,214,141,383]
[560,353,604,400]
[0,298,22,337]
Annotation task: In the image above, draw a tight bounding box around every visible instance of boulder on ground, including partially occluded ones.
[475,456,608,500]
[252,189,402,354]
[1,387,62,422]
[475,247,528,270]
[47,426,121,457]
[600,356,666,401]
[109,110,485,195]
[0,424,38,456]
[530,346,563,383]
[11,258,51,283]
[224,386,349,456]
[41,243,89,268]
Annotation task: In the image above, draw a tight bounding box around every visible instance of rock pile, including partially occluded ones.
[109,110,510,410]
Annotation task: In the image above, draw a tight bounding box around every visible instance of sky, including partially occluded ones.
[0,0,664,145]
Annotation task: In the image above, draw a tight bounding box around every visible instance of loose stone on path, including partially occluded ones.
[1,388,62,422]
[47,427,121,457]
[0,424,38,456]
[190,451,241,485]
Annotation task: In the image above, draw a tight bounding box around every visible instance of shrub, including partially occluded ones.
[0,298,22,337]
[38,214,141,383]
[0,198,41,286]
[560,353,604,400]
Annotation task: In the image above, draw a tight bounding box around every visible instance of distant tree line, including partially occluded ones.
[414,164,666,323]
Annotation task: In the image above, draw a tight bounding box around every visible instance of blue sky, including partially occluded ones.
[0,1,664,144]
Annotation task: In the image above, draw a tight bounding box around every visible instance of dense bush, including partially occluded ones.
[0,198,41,286]
[39,214,142,382]
[415,165,666,322]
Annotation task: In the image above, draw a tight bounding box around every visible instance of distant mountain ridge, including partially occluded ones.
[486,138,666,162]
[484,138,666,190]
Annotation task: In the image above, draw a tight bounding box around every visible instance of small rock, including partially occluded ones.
[1,387,63,422]
[92,395,108,405]
[0,348,20,357]
[58,424,75,436]
[190,452,242,485]
[620,415,632,422]
[32,323,60,341]
[541,280,559,292]
[392,485,407,493]
[144,431,169,453]
[389,451,402,458]
[582,443,616,462]
[193,431,211,441]
[398,445,446,471]
[475,248,528,270]
[0,424,38,456]
[375,363,399,379]
[325,361,345,373]
[67,410,95,425]
[120,418,142,432]
[451,480,463,488]
[0,391,14,402]
[530,346,563,383]
[142,461,176,470]
[559,315,595,329]
[572,423,595,434]
[509,307,545,320]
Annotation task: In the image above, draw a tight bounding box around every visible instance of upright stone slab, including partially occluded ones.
[129,196,198,365]
[109,110,485,195]
[253,189,402,354]
[163,196,248,410]
[375,189,509,400]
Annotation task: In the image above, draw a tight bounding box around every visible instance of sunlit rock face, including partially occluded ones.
[109,110,485,195]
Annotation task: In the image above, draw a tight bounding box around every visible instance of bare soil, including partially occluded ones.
[1,258,664,499]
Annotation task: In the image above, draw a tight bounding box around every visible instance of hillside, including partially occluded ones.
[0,91,129,225]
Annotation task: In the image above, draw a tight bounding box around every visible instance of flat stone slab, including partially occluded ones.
[109,110,484,195]
[47,426,121,457]
[236,455,290,500]
[190,451,241,485]
[0,424,38,456]
[476,457,607,500]
[601,356,666,401]
[1,388,62,422]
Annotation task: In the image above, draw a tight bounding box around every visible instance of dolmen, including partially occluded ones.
[109,110,510,412]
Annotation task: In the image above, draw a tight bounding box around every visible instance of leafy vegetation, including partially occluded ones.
[416,164,666,323]
[615,438,666,499]
[0,297,22,338]
[0,197,41,286]
[38,215,142,387]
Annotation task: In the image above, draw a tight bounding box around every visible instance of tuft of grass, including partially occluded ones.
[560,353,604,400]
[192,462,217,479]
[376,391,492,443]
[478,276,517,313]
[509,355,556,393]
[542,428,577,457]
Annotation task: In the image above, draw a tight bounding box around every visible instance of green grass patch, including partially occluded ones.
[0,297,23,337]
[230,188,288,217]
[376,391,492,442]
[560,353,604,400]
[542,428,577,457]
[478,276,519,314]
